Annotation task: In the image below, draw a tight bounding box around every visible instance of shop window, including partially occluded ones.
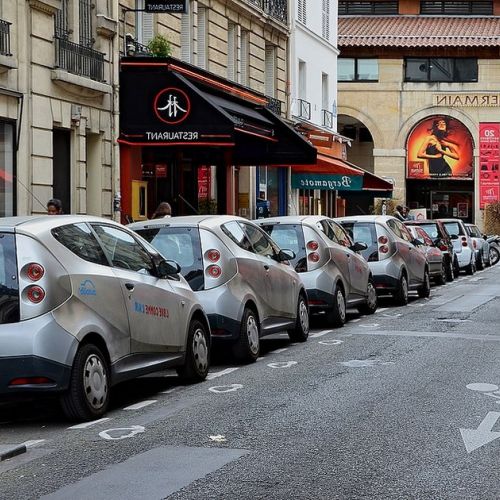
[420,1,492,15]
[0,121,15,217]
[405,58,478,83]
[338,58,378,82]
[338,1,398,15]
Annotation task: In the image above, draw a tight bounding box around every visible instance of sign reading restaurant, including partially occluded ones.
[434,94,500,107]
[144,0,187,13]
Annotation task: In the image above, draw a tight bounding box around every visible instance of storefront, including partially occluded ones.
[118,57,316,222]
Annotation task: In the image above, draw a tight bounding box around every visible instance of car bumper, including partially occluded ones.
[206,313,241,339]
[456,247,473,267]
[306,288,334,311]
[372,274,400,292]
[0,313,77,395]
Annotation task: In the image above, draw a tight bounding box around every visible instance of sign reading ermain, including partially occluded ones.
[144,0,187,13]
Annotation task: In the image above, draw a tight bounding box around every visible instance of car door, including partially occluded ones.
[386,219,421,284]
[91,224,183,352]
[241,222,298,319]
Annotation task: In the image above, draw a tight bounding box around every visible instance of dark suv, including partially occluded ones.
[404,219,458,281]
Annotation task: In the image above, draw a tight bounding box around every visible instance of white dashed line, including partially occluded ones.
[310,330,332,338]
[160,387,181,394]
[350,318,361,323]
[206,367,240,380]
[375,307,389,313]
[272,348,289,354]
[68,418,111,430]
[123,400,157,411]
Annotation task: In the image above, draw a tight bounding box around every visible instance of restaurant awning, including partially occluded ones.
[291,149,393,195]
[118,57,317,166]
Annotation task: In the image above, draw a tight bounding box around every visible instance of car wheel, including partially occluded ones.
[453,257,460,278]
[445,258,454,282]
[325,284,346,327]
[490,246,500,266]
[357,280,378,315]
[288,294,309,342]
[393,273,409,306]
[233,307,260,363]
[476,252,484,270]
[435,263,447,286]
[177,319,210,382]
[61,344,109,421]
[418,269,431,298]
[465,258,475,275]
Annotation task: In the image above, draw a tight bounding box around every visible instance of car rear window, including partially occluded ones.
[443,221,464,237]
[0,233,20,324]
[136,226,204,291]
[418,223,439,239]
[339,222,378,260]
[260,224,306,272]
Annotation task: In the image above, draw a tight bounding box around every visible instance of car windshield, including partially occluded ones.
[135,226,204,291]
[260,224,306,272]
[339,222,377,260]
[418,224,439,239]
[0,233,20,324]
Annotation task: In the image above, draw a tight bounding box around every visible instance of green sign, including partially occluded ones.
[291,173,363,191]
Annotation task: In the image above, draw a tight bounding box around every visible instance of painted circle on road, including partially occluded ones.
[99,425,145,440]
[466,383,499,392]
[209,384,243,393]
[267,361,298,369]
[319,339,344,346]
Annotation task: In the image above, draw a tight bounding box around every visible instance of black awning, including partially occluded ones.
[118,58,316,165]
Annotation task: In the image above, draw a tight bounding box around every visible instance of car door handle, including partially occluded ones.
[264,264,270,271]
[125,283,135,291]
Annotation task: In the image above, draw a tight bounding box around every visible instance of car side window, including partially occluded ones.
[52,223,109,266]
[329,220,353,247]
[416,227,433,246]
[317,220,338,243]
[241,223,277,258]
[92,225,156,274]
[221,221,253,252]
[386,219,403,239]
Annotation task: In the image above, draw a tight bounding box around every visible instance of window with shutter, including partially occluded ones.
[197,6,207,69]
[55,0,70,39]
[298,0,307,24]
[265,45,276,98]
[227,23,237,81]
[79,0,93,47]
[240,30,249,86]
[136,0,154,46]
[322,0,330,40]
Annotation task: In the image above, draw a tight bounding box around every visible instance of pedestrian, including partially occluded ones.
[47,198,63,215]
[381,200,387,215]
[151,201,172,219]
[393,204,406,221]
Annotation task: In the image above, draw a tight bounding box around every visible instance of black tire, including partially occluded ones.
[490,246,500,266]
[465,258,475,275]
[445,257,454,282]
[357,280,378,315]
[393,273,409,306]
[288,294,309,342]
[435,262,447,286]
[453,257,460,278]
[418,269,431,298]
[61,344,110,422]
[232,307,260,363]
[325,284,346,327]
[177,319,210,382]
[476,252,484,270]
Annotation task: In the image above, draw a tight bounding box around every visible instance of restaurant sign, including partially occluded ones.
[291,173,363,191]
[144,0,187,13]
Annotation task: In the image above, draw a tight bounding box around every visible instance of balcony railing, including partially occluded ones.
[296,98,311,120]
[55,36,105,82]
[244,0,288,24]
[0,19,12,56]
[266,96,282,116]
[322,109,333,129]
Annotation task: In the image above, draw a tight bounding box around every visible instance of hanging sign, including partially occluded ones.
[145,0,187,13]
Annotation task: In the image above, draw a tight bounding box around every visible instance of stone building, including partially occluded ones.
[0,0,118,217]
[337,0,500,224]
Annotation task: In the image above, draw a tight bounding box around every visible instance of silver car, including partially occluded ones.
[129,216,309,363]
[337,215,430,305]
[438,218,476,274]
[257,216,378,327]
[0,216,210,421]
[465,223,491,270]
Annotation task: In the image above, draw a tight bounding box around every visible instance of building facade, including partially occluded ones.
[0,0,118,217]
[337,0,500,225]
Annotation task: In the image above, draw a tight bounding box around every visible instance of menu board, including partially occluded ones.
[479,123,500,209]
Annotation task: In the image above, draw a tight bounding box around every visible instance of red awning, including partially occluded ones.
[362,171,394,191]
[291,153,363,177]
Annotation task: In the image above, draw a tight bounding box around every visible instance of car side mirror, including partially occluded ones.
[277,249,295,262]
[413,238,424,246]
[450,234,459,240]
[350,241,367,252]
[158,259,181,278]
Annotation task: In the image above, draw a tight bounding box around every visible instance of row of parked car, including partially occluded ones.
[0,213,495,421]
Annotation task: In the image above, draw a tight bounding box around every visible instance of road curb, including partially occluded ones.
[0,444,27,461]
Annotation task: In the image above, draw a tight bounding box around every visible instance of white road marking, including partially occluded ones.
[467,383,499,392]
[272,348,289,354]
[209,435,227,443]
[206,368,240,380]
[123,400,157,411]
[375,307,389,313]
[68,418,111,429]
[160,387,181,394]
[359,323,379,328]
[460,412,500,453]
[209,384,243,394]
[99,426,145,441]
[382,313,402,318]
[267,361,298,369]
[22,440,46,448]
[257,357,265,361]
[310,330,332,338]
[351,329,500,342]
[319,339,344,346]
[350,318,361,323]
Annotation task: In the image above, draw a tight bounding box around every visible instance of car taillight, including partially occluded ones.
[378,236,388,244]
[308,252,320,263]
[439,244,448,251]
[206,265,222,278]
[9,377,53,386]
[307,241,319,251]
[379,245,389,254]
[206,249,220,262]
[26,285,45,303]
[26,263,44,281]
[461,237,468,247]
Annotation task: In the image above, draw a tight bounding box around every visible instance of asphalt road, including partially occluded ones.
[1,266,500,499]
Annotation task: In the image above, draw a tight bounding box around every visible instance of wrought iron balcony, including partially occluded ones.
[322,109,334,129]
[54,36,105,82]
[244,0,288,24]
[266,96,282,116]
[0,19,12,56]
[295,98,311,120]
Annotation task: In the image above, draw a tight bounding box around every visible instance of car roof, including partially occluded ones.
[128,214,252,231]
[335,215,395,223]
[404,219,438,224]
[257,215,333,225]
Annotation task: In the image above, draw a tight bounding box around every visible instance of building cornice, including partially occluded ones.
[27,0,62,16]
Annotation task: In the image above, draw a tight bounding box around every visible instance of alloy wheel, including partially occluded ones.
[83,354,108,411]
